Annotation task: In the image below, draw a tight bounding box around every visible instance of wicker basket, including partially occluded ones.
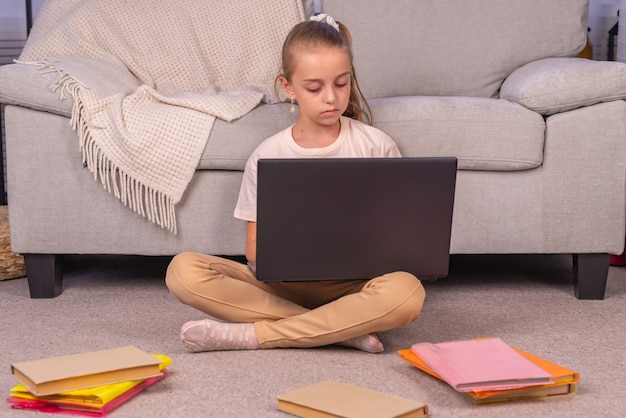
[0,206,26,280]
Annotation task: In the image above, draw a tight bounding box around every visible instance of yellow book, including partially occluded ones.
[277,380,428,418]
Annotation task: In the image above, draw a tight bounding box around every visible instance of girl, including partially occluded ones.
[165,14,425,353]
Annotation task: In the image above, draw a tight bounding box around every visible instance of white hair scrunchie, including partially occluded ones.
[310,13,340,32]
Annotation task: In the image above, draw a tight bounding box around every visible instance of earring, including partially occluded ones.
[290,97,295,113]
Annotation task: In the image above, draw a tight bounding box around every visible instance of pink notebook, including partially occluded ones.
[411,338,553,392]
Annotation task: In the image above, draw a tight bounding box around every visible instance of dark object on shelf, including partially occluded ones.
[608,11,619,61]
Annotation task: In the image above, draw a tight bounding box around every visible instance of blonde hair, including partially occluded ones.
[277,19,372,123]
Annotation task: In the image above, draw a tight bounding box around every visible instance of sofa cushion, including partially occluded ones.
[198,98,545,172]
[198,103,298,170]
[370,97,545,171]
[321,0,588,99]
[500,58,626,115]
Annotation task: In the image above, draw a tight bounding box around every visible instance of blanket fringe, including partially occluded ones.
[77,102,178,234]
[22,59,178,234]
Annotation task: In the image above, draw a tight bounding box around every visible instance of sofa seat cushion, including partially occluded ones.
[199,97,545,172]
[198,103,297,170]
[370,96,545,171]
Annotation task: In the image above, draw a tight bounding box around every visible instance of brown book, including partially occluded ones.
[11,345,163,396]
[276,380,428,418]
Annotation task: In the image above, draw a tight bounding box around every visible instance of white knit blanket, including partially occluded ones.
[19,0,304,233]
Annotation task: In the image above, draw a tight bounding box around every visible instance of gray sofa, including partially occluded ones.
[1,0,626,299]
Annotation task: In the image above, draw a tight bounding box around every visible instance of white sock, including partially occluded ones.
[180,319,259,352]
[337,333,384,353]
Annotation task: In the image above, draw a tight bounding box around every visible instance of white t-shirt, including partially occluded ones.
[234,116,402,222]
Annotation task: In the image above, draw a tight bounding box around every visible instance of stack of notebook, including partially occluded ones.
[398,338,579,404]
[7,345,171,416]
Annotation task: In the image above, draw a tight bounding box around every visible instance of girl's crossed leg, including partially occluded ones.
[165,252,425,353]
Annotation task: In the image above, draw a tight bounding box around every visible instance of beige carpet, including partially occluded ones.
[1,253,625,417]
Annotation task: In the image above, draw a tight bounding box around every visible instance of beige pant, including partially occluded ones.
[165,252,426,349]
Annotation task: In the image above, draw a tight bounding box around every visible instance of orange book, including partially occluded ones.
[398,346,579,404]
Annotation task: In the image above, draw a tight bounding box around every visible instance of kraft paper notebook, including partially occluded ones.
[10,345,163,396]
[9,354,172,405]
[410,338,553,392]
[398,347,578,404]
[276,380,428,418]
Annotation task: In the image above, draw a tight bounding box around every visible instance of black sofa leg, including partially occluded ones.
[573,253,609,300]
[24,254,64,298]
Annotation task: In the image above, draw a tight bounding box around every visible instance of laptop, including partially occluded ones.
[255,157,457,282]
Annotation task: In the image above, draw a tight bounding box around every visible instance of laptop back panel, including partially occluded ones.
[255,157,457,282]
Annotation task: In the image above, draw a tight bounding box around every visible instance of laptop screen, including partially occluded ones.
[255,157,457,282]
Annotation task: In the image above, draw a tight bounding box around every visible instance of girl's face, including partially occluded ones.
[281,46,351,129]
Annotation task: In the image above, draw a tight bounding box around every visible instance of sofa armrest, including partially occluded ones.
[500,57,626,115]
[0,63,72,117]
